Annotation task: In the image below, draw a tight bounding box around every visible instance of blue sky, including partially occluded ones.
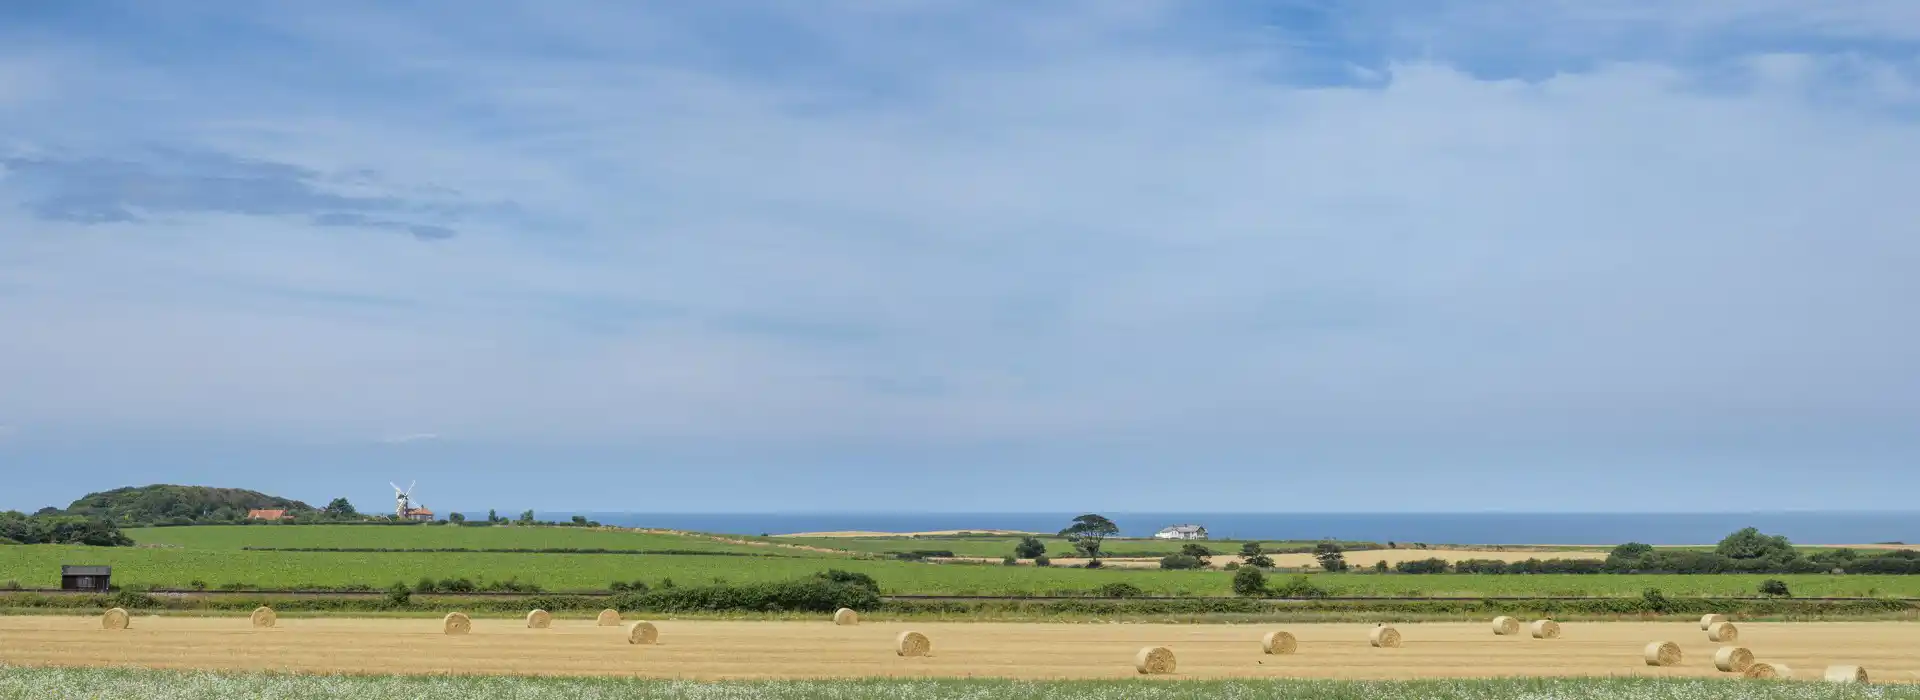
[3,1,1918,515]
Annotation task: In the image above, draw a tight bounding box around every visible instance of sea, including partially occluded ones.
[509,512,1920,546]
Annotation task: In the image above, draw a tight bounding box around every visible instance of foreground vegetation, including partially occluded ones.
[1,668,1913,700]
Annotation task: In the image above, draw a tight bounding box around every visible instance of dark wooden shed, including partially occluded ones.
[61,565,112,593]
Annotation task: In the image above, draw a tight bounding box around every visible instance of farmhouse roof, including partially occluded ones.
[408,508,435,516]
[247,509,289,520]
[61,565,112,576]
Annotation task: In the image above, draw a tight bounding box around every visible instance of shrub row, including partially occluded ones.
[5,591,1908,619]
[1385,550,1920,575]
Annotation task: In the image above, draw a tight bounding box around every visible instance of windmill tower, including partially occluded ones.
[391,481,415,520]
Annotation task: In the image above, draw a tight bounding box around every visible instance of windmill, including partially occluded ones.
[391,481,416,520]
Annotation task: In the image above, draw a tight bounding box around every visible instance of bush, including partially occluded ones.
[1033,556,1051,567]
[108,589,155,609]
[1083,559,1103,569]
[1002,556,1017,566]
[816,570,880,594]
[1231,567,1268,597]
[1013,537,1047,559]
[414,576,437,593]
[1759,579,1791,597]
[1270,575,1329,599]
[1372,561,1389,573]
[1094,582,1145,598]
[1158,554,1206,570]
[1222,562,1240,571]
[1179,543,1214,560]
[384,582,411,608]
[1640,587,1672,613]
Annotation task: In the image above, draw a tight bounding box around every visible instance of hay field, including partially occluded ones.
[2,616,1914,682]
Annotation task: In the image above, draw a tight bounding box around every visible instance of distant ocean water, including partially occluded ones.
[511,512,1920,546]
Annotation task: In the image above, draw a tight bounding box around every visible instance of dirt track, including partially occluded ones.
[1,616,1915,681]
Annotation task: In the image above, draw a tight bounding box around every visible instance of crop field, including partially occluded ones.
[9,544,1920,597]
[126,525,816,555]
[4,671,1916,700]
[2,617,1917,685]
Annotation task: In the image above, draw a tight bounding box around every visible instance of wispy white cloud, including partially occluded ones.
[0,1,1916,464]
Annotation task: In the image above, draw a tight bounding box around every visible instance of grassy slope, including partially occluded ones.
[125,525,818,555]
[8,542,1920,596]
[1,669,1914,700]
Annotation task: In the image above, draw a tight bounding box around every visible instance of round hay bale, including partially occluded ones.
[896,631,931,657]
[596,609,622,627]
[1529,620,1561,639]
[1261,630,1297,655]
[1713,646,1754,673]
[1824,665,1868,684]
[526,609,553,629]
[442,612,471,636]
[832,608,859,626]
[1133,646,1176,675]
[1707,621,1739,643]
[1700,613,1727,630]
[1368,625,1402,648]
[250,606,277,629]
[1491,616,1520,636]
[626,621,658,645]
[1744,662,1792,680]
[1643,641,1683,667]
[101,608,130,630]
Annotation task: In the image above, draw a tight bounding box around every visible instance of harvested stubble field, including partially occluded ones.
[2,616,1915,683]
[4,671,1919,700]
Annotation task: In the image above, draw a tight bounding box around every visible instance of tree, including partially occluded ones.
[448,512,466,524]
[1179,543,1214,563]
[1058,514,1119,560]
[1013,536,1047,560]
[571,515,588,525]
[487,509,500,524]
[1758,579,1791,597]
[1313,541,1349,572]
[518,510,536,525]
[1716,527,1796,561]
[323,498,357,517]
[1239,541,1274,569]
[1232,566,1268,596]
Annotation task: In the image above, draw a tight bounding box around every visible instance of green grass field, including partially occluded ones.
[0,668,1911,700]
[9,540,1920,597]
[126,525,818,555]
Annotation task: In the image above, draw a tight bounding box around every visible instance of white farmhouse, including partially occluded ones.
[1153,524,1208,540]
